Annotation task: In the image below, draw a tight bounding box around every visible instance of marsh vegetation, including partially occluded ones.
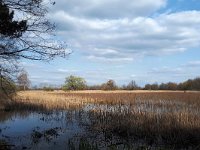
[0,91,200,149]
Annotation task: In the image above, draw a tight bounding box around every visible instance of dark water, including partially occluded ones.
[0,103,199,150]
[0,110,84,150]
[0,105,132,150]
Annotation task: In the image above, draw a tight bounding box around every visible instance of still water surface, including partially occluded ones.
[0,102,199,149]
[0,110,85,149]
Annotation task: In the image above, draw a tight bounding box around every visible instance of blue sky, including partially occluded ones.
[22,0,200,87]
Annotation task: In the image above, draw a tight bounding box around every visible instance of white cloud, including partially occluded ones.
[50,10,200,63]
[57,68,78,73]
[50,0,166,19]
[148,67,184,74]
[159,11,200,26]
[87,55,134,63]
[185,61,200,67]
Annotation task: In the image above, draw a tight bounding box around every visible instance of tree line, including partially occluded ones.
[60,75,200,91]
[1,74,200,94]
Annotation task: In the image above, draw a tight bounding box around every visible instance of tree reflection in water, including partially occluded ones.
[0,101,200,149]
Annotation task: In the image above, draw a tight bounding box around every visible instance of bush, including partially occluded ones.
[43,87,54,91]
[0,78,16,95]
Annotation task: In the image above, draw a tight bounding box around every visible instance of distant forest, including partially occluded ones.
[41,76,200,91]
[87,77,200,91]
[1,74,200,93]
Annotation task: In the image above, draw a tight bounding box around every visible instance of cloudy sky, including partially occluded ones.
[22,0,200,87]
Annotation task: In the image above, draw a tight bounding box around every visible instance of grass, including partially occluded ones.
[8,90,94,110]
[1,90,200,149]
[7,90,200,109]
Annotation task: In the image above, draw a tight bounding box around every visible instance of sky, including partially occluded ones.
[21,0,200,87]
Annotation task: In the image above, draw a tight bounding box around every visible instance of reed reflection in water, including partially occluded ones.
[0,91,200,149]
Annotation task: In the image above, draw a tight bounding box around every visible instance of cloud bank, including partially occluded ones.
[46,0,200,62]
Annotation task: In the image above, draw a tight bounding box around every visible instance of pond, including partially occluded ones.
[0,103,199,150]
[0,110,84,149]
[0,105,134,150]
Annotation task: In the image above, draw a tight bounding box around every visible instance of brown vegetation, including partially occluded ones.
[1,90,200,148]
[6,90,200,110]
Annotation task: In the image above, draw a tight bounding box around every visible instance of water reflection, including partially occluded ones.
[0,102,199,150]
[0,110,83,150]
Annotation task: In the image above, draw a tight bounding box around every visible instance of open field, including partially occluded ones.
[1,90,200,149]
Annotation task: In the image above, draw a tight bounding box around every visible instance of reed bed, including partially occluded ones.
[53,91,200,107]
[3,90,200,148]
[87,107,200,148]
[9,91,95,110]
[4,90,199,113]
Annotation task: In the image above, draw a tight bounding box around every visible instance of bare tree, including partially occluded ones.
[17,70,30,90]
[126,80,138,90]
[101,80,118,90]
[0,0,70,93]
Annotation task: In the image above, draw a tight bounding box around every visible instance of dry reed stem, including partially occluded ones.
[3,90,200,148]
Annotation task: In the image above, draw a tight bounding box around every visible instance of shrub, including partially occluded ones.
[43,87,54,91]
